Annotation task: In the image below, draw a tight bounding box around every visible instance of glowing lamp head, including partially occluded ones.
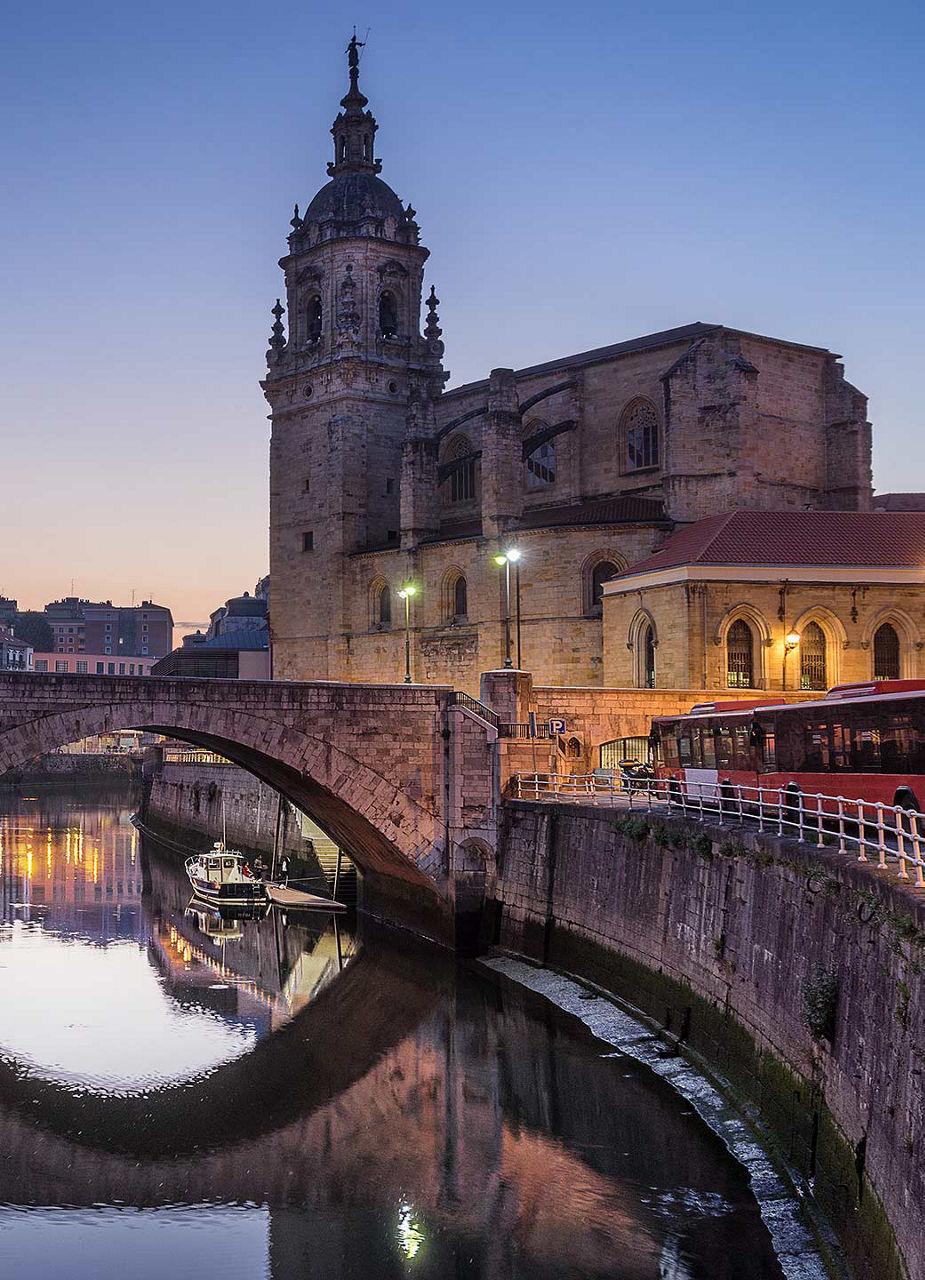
[493,554,508,567]
[398,584,417,600]
[785,631,800,650]
[505,547,522,562]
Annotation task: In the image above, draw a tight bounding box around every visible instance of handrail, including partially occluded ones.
[500,721,551,740]
[448,690,501,730]
[508,772,925,882]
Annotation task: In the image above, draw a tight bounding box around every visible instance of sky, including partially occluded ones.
[0,0,922,634]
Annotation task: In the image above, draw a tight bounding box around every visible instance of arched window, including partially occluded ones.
[305,295,322,344]
[378,291,398,338]
[566,736,582,759]
[726,619,754,688]
[446,436,476,504]
[874,623,900,680]
[621,399,660,472]
[454,575,468,619]
[586,559,621,616]
[526,439,555,488]
[800,621,827,690]
[641,623,656,688]
[375,584,391,630]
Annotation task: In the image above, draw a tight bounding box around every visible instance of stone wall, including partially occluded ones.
[491,802,923,1280]
[142,762,317,867]
[0,751,141,786]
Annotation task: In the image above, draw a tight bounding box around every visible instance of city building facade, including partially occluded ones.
[43,597,173,658]
[0,627,33,672]
[32,653,157,676]
[602,511,925,691]
[265,45,874,692]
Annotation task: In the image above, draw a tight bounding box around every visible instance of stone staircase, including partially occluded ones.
[301,815,358,904]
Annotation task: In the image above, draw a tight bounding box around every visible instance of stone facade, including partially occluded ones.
[265,48,873,693]
[602,513,925,691]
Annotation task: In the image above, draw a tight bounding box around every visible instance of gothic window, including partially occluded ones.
[585,559,622,616]
[375,584,391,630]
[874,623,900,680]
[305,295,322,344]
[800,621,827,690]
[621,398,660,472]
[379,291,398,339]
[641,623,656,688]
[446,436,476,504]
[566,736,582,759]
[454,575,468,619]
[726,619,754,688]
[526,439,556,488]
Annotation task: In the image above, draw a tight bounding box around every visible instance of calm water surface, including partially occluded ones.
[0,789,786,1279]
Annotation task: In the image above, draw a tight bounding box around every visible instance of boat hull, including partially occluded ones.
[186,874,266,906]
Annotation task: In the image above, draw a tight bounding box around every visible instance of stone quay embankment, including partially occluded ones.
[491,801,925,1280]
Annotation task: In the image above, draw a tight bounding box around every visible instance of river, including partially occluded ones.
[0,787,788,1279]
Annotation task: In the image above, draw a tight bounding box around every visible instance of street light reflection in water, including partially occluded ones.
[0,789,787,1279]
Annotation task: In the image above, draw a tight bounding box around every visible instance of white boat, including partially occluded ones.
[185,843,267,906]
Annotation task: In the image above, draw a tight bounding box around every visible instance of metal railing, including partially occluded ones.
[499,721,552,740]
[509,773,925,883]
[448,691,501,730]
[164,749,232,766]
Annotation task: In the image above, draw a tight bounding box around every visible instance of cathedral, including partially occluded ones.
[264,42,873,692]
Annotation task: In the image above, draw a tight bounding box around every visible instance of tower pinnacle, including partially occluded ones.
[328,32,381,177]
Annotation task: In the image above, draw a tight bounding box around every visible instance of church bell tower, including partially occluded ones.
[263,37,447,679]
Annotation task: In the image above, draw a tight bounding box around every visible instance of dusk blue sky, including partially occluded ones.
[1,0,922,629]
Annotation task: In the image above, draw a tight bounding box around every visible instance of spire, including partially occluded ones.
[328,33,382,177]
[267,298,286,363]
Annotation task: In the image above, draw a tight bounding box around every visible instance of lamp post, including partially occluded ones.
[783,630,800,691]
[397,584,417,684]
[493,548,522,670]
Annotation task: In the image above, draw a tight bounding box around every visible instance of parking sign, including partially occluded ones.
[547,717,566,734]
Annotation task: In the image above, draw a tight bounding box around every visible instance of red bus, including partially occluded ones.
[652,679,925,812]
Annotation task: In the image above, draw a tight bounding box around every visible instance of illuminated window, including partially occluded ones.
[726,619,754,688]
[873,623,900,680]
[800,622,827,690]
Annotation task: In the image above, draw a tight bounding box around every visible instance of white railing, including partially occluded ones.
[509,772,925,883]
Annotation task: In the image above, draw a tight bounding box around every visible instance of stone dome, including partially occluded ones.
[224,594,267,618]
[305,172,404,224]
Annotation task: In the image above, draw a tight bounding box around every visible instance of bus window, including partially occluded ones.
[734,725,752,772]
[756,721,776,772]
[658,724,680,770]
[716,726,734,771]
[830,722,849,771]
[850,726,881,771]
[700,726,717,770]
[679,732,693,767]
[802,722,830,772]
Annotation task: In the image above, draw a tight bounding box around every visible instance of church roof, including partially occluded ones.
[304,172,405,224]
[616,510,925,578]
[517,494,667,529]
[445,322,839,399]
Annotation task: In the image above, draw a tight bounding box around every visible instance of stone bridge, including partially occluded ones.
[0,673,500,943]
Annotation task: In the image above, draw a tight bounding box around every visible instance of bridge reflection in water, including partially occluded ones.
[0,791,785,1280]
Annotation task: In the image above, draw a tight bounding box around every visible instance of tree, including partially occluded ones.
[12,612,54,651]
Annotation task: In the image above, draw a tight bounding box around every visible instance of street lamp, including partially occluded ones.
[493,548,522,670]
[783,630,800,691]
[397,584,417,684]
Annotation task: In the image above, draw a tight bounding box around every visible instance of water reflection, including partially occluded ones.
[0,790,785,1279]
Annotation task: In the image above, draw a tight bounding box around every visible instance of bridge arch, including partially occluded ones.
[0,676,463,891]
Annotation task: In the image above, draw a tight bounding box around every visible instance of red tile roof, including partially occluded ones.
[618,511,925,576]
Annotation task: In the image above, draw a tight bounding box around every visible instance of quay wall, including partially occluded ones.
[492,801,925,1280]
[0,751,141,786]
[142,762,319,870]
